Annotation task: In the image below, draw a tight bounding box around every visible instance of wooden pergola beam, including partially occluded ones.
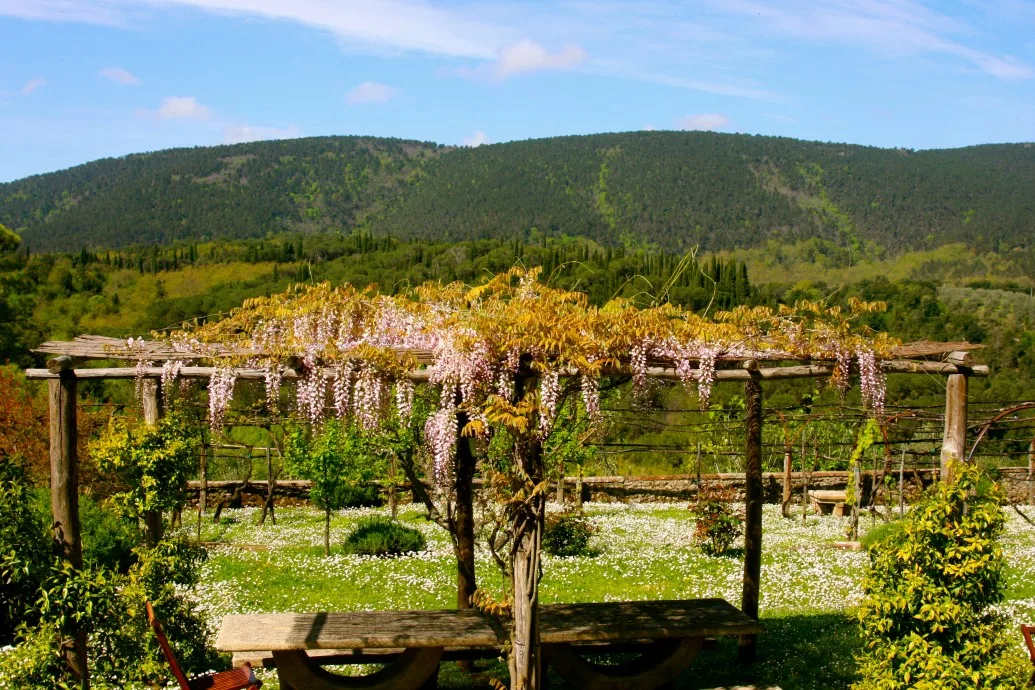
[24,360,989,382]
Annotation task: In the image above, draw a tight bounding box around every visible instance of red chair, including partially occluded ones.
[1023,625,1035,686]
[146,602,262,690]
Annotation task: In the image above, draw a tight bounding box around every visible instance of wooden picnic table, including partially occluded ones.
[217,598,761,689]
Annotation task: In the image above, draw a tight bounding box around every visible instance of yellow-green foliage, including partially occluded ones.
[92,412,200,519]
[853,461,1018,690]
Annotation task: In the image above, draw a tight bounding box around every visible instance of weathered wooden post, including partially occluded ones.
[739,373,763,663]
[940,352,970,481]
[47,356,88,687]
[142,379,164,545]
[1028,437,1034,506]
[898,449,906,519]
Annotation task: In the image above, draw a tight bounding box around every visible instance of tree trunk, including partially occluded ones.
[509,433,545,690]
[259,445,277,527]
[739,378,762,664]
[454,415,477,612]
[199,443,208,514]
[780,446,793,518]
[324,506,331,557]
[48,366,89,688]
[453,414,478,674]
[388,456,399,520]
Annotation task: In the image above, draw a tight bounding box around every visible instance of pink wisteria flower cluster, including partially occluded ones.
[148,268,894,480]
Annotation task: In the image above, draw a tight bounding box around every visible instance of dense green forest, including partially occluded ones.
[2,229,1032,400]
[4,132,1033,255]
[3,226,1034,479]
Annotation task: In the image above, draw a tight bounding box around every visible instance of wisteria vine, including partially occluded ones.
[137,267,895,483]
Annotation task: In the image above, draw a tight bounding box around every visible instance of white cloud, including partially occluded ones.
[463,130,489,147]
[0,0,126,26]
[644,124,656,131]
[133,0,504,59]
[21,78,45,95]
[346,81,397,104]
[156,96,211,120]
[493,40,587,79]
[676,113,730,131]
[99,66,140,86]
[715,0,1033,81]
[223,123,301,144]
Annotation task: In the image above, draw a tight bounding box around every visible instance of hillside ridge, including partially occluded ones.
[3,131,1032,253]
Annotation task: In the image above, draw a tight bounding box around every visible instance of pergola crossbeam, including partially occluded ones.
[24,359,988,382]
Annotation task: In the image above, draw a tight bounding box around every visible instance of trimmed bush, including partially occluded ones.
[690,483,743,556]
[853,461,1019,689]
[343,517,426,557]
[543,512,597,557]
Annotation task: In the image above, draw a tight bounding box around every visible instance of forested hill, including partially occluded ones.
[4,132,1033,254]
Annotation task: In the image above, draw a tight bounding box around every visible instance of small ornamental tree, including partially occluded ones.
[92,410,200,545]
[284,419,382,556]
[853,461,1018,690]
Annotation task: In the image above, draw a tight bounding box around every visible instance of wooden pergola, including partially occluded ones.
[26,335,987,685]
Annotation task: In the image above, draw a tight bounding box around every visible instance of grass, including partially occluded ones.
[180,502,1035,689]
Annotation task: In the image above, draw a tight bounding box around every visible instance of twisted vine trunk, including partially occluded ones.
[454,414,477,612]
[509,434,545,690]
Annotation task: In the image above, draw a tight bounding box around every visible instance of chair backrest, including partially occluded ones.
[1023,624,1035,663]
[145,601,193,690]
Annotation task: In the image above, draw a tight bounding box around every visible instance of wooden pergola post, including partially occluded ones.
[940,352,970,481]
[142,380,164,545]
[739,375,763,663]
[47,356,88,687]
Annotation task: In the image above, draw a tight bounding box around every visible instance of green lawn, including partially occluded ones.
[182,502,1035,689]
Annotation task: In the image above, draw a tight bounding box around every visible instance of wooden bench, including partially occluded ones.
[809,490,848,516]
[217,598,761,690]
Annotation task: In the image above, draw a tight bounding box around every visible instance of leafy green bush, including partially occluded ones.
[0,537,217,689]
[858,519,903,552]
[80,495,143,573]
[690,483,744,556]
[92,410,200,522]
[0,454,49,646]
[284,420,385,556]
[343,517,426,557]
[543,512,597,557]
[853,461,1019,690]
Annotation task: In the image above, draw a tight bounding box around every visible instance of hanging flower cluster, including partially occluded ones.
[143,267,895,479]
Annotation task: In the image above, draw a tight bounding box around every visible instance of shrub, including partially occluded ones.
[343,517,426,557]
[858,519,903,552]
[0,453,49,646]
[543,512,597,557]
[853,461,1019,690]
[690,483,744,556]
[80,495,143,573]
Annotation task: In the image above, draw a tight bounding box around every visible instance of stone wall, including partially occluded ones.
[186,466,1034,507]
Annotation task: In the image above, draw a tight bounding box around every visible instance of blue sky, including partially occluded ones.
[1,0,1033,182]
